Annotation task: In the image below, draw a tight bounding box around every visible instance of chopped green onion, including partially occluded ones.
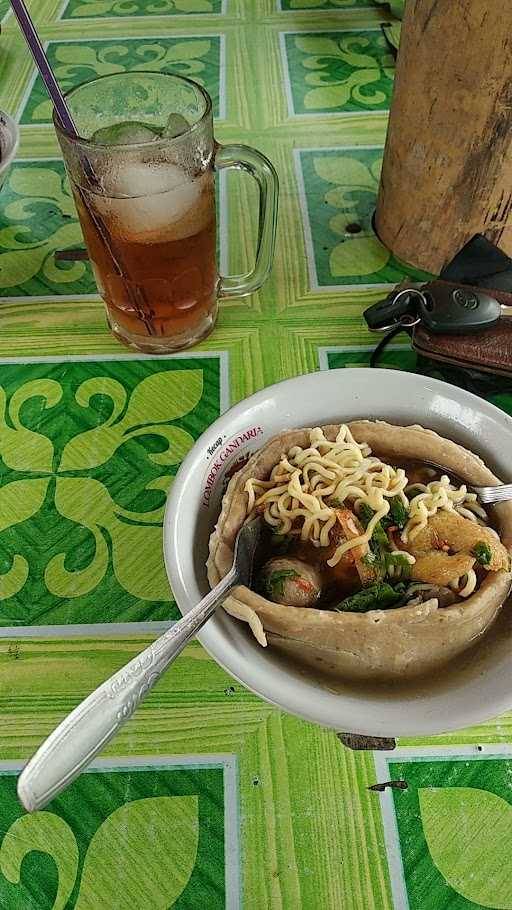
[473,542,492,567]
[358,502,374,527]
[384,553,412,580]
[389,496,409,530]
[267,569,299,598]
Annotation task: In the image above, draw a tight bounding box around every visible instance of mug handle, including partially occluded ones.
[214,143,279,298]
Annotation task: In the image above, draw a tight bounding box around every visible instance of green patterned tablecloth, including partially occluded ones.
[1,2,512,908]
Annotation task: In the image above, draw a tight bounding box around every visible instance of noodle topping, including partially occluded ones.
[244,426,510,611]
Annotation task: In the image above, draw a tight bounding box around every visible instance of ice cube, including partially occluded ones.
[103,160,182,199]
[93,161,214,243]
[92,121,163,146]
[162,113,190,140]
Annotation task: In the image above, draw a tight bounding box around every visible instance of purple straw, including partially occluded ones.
[10,0,155,334]
[10,0,78,136]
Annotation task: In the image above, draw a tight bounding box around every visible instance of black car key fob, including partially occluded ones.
[364,283,503,335]
[419,283,502,334]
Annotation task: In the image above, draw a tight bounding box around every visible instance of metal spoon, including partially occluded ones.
[17,516,264,813]
[411,460,512,506]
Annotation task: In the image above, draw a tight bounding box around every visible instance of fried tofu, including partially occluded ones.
[411,551,475,586]
[409,511,509,572]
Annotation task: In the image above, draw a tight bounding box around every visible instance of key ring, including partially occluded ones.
[374,288,426,332]
[398,312,421,328]
[369,311,420,368]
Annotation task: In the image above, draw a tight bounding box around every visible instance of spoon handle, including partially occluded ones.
[473,483,512,504]
[17,568,237,813]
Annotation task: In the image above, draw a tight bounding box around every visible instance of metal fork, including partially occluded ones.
[416,460,512,506]
[469,484,512,505]
[17,516,264,814]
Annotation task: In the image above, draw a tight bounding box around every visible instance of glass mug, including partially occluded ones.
[55,72,278,353]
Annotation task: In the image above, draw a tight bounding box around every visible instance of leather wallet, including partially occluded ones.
[411,280,512,376]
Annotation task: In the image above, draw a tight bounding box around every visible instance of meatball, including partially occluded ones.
[261,557,322,607]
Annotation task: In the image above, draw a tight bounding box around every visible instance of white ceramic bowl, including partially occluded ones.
[164,368,512,736]
[0,111,19,191]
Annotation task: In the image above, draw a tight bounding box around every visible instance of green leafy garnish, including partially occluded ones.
[267,569,299,598]
[389,496,409,530]
[384,553,412,580]
[473,541,492,567]
[362,551,378,567]
[359,503,388,548]
[358,503,389,582]
[334,582,405,613]
[328,497,343,507]
[363,498,409,534]
[357,503,410,583]
[373,520,389,549]
[358,502,374,527]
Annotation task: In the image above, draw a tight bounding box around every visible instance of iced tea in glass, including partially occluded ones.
[55,72,278,353]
